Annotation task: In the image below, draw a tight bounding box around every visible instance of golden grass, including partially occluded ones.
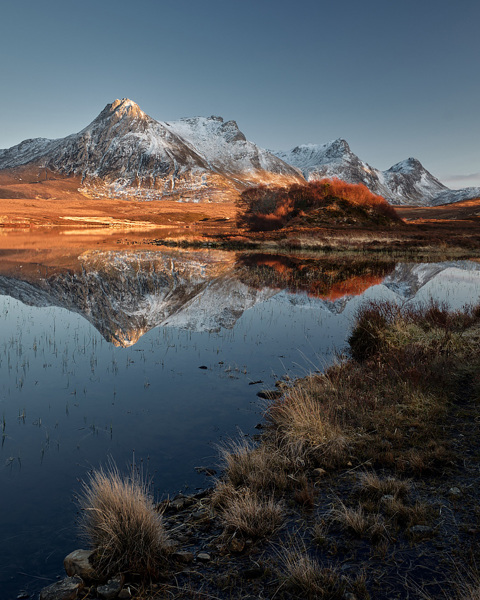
[217,437,289,492]
[278,545,346,599]
[330,502,387,542]
[218,485,285,538]
[78,463,170,579]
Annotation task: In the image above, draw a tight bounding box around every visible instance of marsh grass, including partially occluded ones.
[218,486,285,538]
[266,301,480,473]
[330,502,387,543]
[278,545,346,599]
[217,437,290,492]
[78,462,170,579]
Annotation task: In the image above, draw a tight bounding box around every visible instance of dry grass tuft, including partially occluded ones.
[331,502,387,542]
[217,437,289,492]
[78,462,170,579]
[357,472,410,501]
[219,487,285,538]
[279,546,346,599]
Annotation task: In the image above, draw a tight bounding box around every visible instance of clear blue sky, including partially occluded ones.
[1,0,479,186]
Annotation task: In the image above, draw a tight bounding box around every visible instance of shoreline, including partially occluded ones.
[39,301,480,600]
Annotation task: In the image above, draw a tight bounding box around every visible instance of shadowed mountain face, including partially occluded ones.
[0,247,478,347]
[0,99,303,202]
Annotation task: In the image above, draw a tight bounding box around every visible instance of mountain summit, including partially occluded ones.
[0,99,303,202]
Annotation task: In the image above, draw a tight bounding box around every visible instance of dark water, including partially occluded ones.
[0,246,479,599]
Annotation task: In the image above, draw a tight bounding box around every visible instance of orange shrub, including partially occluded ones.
[236,179,400,231]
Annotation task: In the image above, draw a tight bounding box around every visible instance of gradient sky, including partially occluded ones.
[1,0,479,187]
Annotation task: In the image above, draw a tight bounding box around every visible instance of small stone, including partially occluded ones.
[40,576,84,600]
[191,509,209,521]
[448,487,462,497]
[97,575,124,600]
[197,552,211,562]
[313,468,327,478]
[118,588,132,599]
[173,551,194,564]
[256,390,282,400]
[64,549,98,581]
[410,525,433,536]
[344,594,357,600]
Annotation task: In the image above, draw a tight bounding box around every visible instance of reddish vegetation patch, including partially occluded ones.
[235,254,395,301]
[236,179,401,231]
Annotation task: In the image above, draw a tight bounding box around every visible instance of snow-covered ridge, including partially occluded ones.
[275,143,476,207]
[0,98,302,202]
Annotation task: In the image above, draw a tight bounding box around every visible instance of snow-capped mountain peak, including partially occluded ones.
[0,99,303,201]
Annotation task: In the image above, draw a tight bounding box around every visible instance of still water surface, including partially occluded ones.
[0,242,479,598]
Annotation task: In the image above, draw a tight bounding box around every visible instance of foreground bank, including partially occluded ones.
[41,301,480,600]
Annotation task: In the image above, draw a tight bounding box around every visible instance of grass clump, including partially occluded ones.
[219,486,284,538]
[217,437,289,492]
[78,462,170,579]
[267,301,480,473]
[278,547,346,599]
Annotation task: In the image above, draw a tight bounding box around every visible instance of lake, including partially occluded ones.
[0,232,479,599]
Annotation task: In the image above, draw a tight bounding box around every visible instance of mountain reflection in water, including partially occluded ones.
[0,249,398,347]
[0,240,479,599]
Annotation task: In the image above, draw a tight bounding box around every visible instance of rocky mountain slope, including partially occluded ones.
[0,99,303,202]
[275,141,480,206]
[1,98,478,206]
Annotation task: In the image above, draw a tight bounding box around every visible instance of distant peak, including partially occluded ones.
[329,138,351,153]
[388,157,424,173]
[101,98,146,120]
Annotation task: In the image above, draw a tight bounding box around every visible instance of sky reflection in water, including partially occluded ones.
[0,247,479,598]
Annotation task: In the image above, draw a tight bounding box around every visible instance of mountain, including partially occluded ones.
[0,98,303,202]
[275,141,478,207]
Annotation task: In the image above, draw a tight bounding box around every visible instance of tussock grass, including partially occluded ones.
[78,462,170,579]
[219,487,284,538]
[266,301,480,473]
[356,472,410,501]
[278,546,345,599]
[217,437,289,492]
[330,502,387,542]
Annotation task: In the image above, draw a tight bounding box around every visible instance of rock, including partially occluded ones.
[40,576,84,600]
[197,552,211,562]
[256,390,282,400]
[198,365,208,370]
[173,551,194,564]
[448,487,462,497]
[97,574,124,600]
[344,594,357,600]
[313,468,327,478]
[191,509,209,521]
[118,590,132,600]
[410,525,433,536]
[64,549,99,581]
[17,593,30,599]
